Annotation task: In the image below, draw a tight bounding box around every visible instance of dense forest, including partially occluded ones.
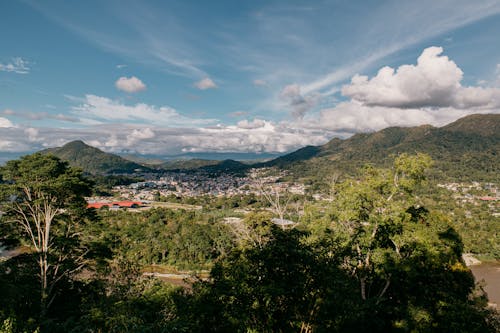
[0,153,499,332]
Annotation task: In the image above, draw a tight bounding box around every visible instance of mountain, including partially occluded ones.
[265,114,500,181]
[42,140,151,174]
[199,159,249,175]
[38,114,499,179]
[160,159,221,171]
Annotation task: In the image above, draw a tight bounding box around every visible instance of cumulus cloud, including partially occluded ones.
[294,46,499,135]
[115,76,147,93]
[0,57,30,74]
[312,101,481,134]
[0,119,331,156]
[236,118,267,129]
[0,117,14,128]
[24,128,40,142]
[280,84,319,118]
[72,94,217,126]
[194,77,217,90]
[126,127,155,146]
[182,120,329,153]
[342,46,500,110]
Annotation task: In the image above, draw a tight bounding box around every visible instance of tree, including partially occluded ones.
[308,153,495,331]
[0,153,92,318]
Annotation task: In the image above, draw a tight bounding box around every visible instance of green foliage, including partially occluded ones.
[68,260,180,333]
[182,227,354,332]
[1,152,498,332]
[92,175,145,196]
[94,208,234,270]
[0,153,95,330]
[41,140,149,174]
[267,114,499,184]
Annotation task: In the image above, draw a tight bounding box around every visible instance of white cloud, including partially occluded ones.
[236,118,267,129]
[183,120,329,153]
[0,117,14,128]
[229,111,248,117]
[2,109,15,116]
[495,63,500,85]
[0,118,331,156]
[194,77,217,90]
[115,76,147,93]
[1,108,79,122]
[280,84,319,118]
[342,47,500,110]
[72,94,217,126]
[24,128,40,142]
[0,57,30,74]
[313,101,481,134]
[126,127,155,145]
[253,79,267,86]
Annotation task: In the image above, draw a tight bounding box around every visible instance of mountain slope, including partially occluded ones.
[42,140,150,174]
[266,114,500,181]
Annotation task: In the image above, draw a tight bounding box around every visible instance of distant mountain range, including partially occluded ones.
[264,113,499,181]
[39,114,499,181]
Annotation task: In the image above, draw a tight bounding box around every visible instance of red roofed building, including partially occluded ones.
[479,196,498,201]
[87,201,143,209]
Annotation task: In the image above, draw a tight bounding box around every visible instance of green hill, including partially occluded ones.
[160,158,221,171]
[42,140,151,174]
[199,159,249,175]
[265,114,500,182]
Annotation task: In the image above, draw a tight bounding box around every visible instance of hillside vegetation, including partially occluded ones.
[265,114,499,182]
[39,115,499,182]
[42,140,151,174]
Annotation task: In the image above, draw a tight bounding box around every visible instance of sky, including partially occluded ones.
[1,0,500,158]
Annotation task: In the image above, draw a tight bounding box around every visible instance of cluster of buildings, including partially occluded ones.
[111,169,306,201]
[437,182,499,217]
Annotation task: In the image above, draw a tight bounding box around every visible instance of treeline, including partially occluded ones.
[0,153,499,332]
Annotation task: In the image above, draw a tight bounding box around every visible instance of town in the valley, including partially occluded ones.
[87,168,499,219]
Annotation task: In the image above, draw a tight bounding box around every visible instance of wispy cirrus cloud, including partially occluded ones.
[221,0,500,116]
[1,108,79,122]
[26,1,210,80]
[0,57,30,74]
[26,0,500,120]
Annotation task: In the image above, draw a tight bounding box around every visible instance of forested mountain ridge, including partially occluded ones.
[38,114,499,180]
[265,113,500,181]
[41,140,151,174]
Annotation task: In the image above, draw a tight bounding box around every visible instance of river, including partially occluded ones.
[470,262,500,306]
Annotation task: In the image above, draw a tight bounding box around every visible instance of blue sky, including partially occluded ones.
[1,0,500,156]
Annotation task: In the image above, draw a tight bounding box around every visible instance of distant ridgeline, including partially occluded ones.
[262,114,500,182]
[40,114,499,181]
